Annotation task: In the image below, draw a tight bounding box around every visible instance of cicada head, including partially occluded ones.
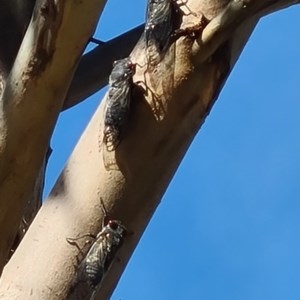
[110,58,136,84]
[107,219,127,238]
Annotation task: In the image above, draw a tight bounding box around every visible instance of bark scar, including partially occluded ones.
[26,0,61,77]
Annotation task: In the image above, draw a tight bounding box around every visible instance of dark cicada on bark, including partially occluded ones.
[138,0,178,121]
[67,219,127,300]
[101,57,136,169]
[103,58,136,150]
[136,0,207,121]
[144,0,206,67]
[144,0,175,70]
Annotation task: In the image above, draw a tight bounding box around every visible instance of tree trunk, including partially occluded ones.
[0,0,298,299]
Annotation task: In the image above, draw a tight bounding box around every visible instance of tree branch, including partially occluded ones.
[0,4,142,254]
[63,25,144,111]
[63,0,299,112]
[192,0,300,64]
[0,0,298,299]
[0,0,107,270]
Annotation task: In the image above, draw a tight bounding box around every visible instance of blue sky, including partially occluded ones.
[45,2,300,300]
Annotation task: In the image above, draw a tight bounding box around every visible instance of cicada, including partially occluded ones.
[67,204,127,299]
[134,0,207,121]
[144,0,204,65]
[141,0,177,120]
[83,219,127,290]
[144,0,176,70]
[101,57,136,169]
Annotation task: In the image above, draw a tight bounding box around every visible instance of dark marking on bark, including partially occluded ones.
[25,0,60,77]
[0,0,35,77]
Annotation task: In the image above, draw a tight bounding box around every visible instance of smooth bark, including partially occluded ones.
[0,0,298,299]
[0,0,107,269]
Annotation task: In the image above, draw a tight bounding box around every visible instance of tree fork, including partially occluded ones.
[0,0,107,270]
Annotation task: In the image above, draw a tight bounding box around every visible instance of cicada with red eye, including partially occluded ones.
[83,219,127,289]
[66,202,127,300]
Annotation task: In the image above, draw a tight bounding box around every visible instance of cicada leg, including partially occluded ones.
[66,233,96,262]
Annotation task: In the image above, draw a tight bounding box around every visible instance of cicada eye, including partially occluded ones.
[108,220,119,231]
[112,60,118,67]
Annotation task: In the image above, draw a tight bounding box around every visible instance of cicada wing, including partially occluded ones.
[67,238,107,299]
[146,40,175,121]
[130,31,148,68]
[142,0,176,121]
[67,262,94,300]
[102,132,119,171]
[101,88,131,171]
[160,40,175,102]
[98,96,118,171]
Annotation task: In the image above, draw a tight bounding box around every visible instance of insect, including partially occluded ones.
[134,0,207,121]
[103,57,136,150]
[144,0,176,70]
[130,0,177,121]
[138,0,191,120]
[83,218,127,289]
[66,201,127,299]
[101,57,136,169]
[144,0,202,63]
